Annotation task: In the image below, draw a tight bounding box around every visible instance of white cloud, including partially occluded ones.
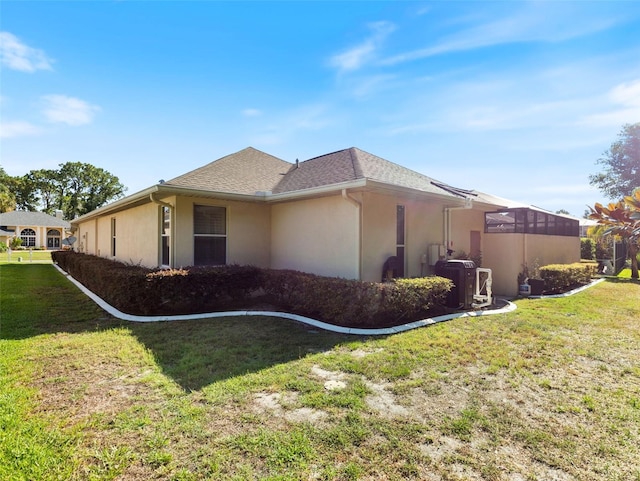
[242,108,262,117]
[42,95,100,126]
[0,31,53,72]
[609,78,640,107]
[381,5,620,66]
[0,120,42,138]
[251,104,331,146]
[578,78,640,128]
[329,21,395,73]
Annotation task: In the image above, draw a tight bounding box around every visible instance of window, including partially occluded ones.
[194,205,226,265]
[47,229,61,249]
[110,218,116,256]
[396,205,405,277]
[161,206,170,266]
[484,208,578,237]
[20,228,36,247]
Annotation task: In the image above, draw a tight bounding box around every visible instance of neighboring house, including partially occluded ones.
[579,218,599,238]
[0,210,71,249]
[71,147,579,296]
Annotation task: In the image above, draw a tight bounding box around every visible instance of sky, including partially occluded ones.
[1,1,640,217]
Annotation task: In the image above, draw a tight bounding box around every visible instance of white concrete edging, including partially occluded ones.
[53,263,517,336]
[527,277,606,299]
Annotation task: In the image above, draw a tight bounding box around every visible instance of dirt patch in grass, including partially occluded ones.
[31,343,157,423]
[5,268,640,481]
[253,391,329,424]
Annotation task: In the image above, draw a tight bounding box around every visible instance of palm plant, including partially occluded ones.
[589,189,640,279]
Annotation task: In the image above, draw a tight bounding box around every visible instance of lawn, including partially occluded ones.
[1,264,639,480]
[0,249,53,264]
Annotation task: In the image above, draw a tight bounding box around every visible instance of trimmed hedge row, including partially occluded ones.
[539,262,597,293]
[262,270,452,327]
[52,251,453,328]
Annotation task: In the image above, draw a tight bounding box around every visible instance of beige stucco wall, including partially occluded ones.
[173,197,271,268]
[76,195,272,269]
[449,208,485,259]
[483,233,580,296]
[76,219,96,255]
[271,194,359,279]
[360,192,445,282]
[76,202,159,267]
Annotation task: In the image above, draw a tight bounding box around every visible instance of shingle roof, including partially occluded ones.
[272,147,466,198]
[160,146,470,200]
[164,147,292,195]
[0,211,70,228]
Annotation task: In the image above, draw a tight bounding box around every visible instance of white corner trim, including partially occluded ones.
[53,264,517,336]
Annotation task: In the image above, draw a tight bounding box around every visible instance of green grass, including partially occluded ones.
[1,264,639,480]
[0,249,52,264]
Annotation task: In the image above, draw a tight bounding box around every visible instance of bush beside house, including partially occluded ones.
[580,238,595,260]
[52,251,453,328]
[539,262,598,294]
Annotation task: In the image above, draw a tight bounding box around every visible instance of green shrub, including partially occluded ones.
[52,251,453,327]
[595,239,612,259]
[9,237,22,249]
[262,270,451,327]
[0,241,6,253]
[539,263,597,293]
[580,238,595,260]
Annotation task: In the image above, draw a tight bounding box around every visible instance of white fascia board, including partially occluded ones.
[266,179,368,202]
[71,185,269,227]
[364,179,469,205]
[71,185,161,225]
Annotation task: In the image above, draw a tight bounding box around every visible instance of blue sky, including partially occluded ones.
[2,1,640,216]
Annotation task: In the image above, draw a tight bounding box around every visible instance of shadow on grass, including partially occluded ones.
[0,264,359,391]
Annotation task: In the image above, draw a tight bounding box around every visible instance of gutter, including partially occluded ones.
[73,176,472,226]
[267,179,368,202]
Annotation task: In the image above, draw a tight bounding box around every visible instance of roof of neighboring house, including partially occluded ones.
[272,147,466,198]
[0,211,71,228]
[164,147,292,195]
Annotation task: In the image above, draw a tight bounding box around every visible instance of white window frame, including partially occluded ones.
[110,218,116,257]
[160,206,171,267]
[20,228,36,247]
[193,204,227,266]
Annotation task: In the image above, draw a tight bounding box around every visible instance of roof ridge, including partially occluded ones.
[347,147,363,179]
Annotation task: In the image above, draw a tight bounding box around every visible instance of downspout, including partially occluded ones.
[150,193,175,267]
[342,189,362,280]
[523,229,528,275]
[149,193,173,210]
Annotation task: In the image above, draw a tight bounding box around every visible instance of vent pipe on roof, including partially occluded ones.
[296,158,299,169]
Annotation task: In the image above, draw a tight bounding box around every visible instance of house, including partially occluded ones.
[71,147,579,296]
[579,218,598,238]
[0,210,71,249]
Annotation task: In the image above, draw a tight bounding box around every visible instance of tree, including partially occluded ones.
[0,166,17,213]
[589,189,640,279]
[589,123,640,200]
[56,162,126,219]
[556,209,571,215]
[4,162,126,218]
